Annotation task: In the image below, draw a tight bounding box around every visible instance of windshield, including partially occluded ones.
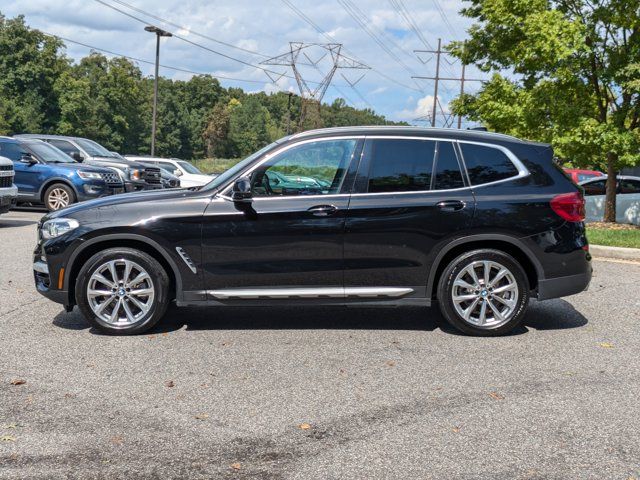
[177,161,202,175]
[75,138,120,158]
[24,141,75,163]
[201,140,284,191]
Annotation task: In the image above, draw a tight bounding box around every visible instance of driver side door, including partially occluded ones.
[201,137,363,298]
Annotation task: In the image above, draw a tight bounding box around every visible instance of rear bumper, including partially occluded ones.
[537,268,592,301]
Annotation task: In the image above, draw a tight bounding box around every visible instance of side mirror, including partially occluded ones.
[173,169,183,177]
[20,153,37,165]
[72,152,83,162]
[231,176,252,203]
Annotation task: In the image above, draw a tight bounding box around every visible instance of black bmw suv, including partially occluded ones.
[33,127,592,336]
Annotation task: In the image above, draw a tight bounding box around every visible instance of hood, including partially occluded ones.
[86,158,149,169]
[48,187,193,219]
[47,162,115,174]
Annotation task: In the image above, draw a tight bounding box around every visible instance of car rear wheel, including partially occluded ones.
[76,248,170,335]
[437,249,530,336]
[44,183,75,211]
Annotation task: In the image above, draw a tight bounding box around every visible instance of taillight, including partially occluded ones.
[550,192,585,222]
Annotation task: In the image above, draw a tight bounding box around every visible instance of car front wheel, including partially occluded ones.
[44,183,75,211]
[75,248,170,335]
[437,249,530,336]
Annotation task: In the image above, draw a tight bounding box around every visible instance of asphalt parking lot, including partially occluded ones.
[1,209,639,480]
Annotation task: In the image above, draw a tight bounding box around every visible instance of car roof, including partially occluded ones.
[15,134,84,141]
[125,156,176,162]
[288,126,544,146]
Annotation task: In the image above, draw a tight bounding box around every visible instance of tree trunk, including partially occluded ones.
[603,152,618,223]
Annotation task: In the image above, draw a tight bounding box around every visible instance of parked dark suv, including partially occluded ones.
[33,127,591,336]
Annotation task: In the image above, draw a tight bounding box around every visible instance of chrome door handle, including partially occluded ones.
[307,205,338,217]
[436,200,465,212]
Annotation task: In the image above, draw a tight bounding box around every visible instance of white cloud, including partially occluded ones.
[394,94,451,122]
[2,0,480,121]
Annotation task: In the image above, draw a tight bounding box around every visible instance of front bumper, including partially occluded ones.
[124,181,163,192]
[0,186,18,213]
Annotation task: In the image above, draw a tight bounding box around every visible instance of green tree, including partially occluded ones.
[0,13,69,134]
[227,96,276,157]
[56,53,147,153]
[449,0,640,222]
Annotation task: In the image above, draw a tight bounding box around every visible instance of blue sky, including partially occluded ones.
[2,0,483,125]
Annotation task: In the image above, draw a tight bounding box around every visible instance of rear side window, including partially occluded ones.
[460,143,519,185]
[433,141,464,190]
[367,139,436,193]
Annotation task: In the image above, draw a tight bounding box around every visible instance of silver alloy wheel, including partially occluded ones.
[87,259,155,327]
[48,188,70,210]
[451,260,519,328]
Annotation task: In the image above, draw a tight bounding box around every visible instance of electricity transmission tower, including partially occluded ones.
[413,38,484,129]
[262,42,369,129]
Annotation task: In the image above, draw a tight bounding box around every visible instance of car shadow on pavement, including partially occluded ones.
[0,218,39,228]
[52,298,588,336]
[52,305,442,334]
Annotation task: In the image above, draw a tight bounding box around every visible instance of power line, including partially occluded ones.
[280,0,422,93]
[431,0,459,38]
[337,0,417,76]
[105,0,271,59]
[387,0,433,51]
[93,0,291,83]
[42,31,267,84]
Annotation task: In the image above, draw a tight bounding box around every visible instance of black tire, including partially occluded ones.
[437,249,530,336]
[75,247,170,335]
[44,183,76,211]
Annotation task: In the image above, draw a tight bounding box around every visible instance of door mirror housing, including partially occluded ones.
[20,153,37,165]
[231,176,252,203]
[173,169,183,177]
[72,152,84,162]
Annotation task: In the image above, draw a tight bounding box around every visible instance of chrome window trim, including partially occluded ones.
[218,136,365,197]
[216,135,529,199]
[349,136,529,197]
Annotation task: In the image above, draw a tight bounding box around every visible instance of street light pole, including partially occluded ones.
[144,26,172,156]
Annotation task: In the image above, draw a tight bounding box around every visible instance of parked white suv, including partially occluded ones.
[0,155,18,215]
[125,156,213,188]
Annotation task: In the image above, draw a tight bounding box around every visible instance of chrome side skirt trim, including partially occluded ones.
[207,287,414,300]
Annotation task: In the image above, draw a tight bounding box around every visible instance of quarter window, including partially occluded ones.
[461,143,519,185]
[367,139,436,193]
[250,139,357,197]
[434,141,464,190]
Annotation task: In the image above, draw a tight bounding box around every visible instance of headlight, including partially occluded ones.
[41,218,80,239]
[77,171,103,180]
[130,169,141,180]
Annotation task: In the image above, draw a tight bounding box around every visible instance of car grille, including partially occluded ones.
[0,164,14,188]
[101,171,123,185]
[143,167,162,184]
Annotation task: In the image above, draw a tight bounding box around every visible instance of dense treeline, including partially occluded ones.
[0,13,402,160]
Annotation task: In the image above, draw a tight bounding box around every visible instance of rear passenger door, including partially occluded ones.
[344,137,476,297]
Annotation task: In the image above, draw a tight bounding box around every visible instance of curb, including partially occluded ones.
[590,244,640,261]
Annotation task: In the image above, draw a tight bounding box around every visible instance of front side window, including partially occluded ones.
[0,141,27,161]
[250,139,357,197]
[367,139,436,193]
[177,161,202,175]
[48,139,82,158]
[434,141,464,190]
[23,141,74,163]
[461,143,519,185]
